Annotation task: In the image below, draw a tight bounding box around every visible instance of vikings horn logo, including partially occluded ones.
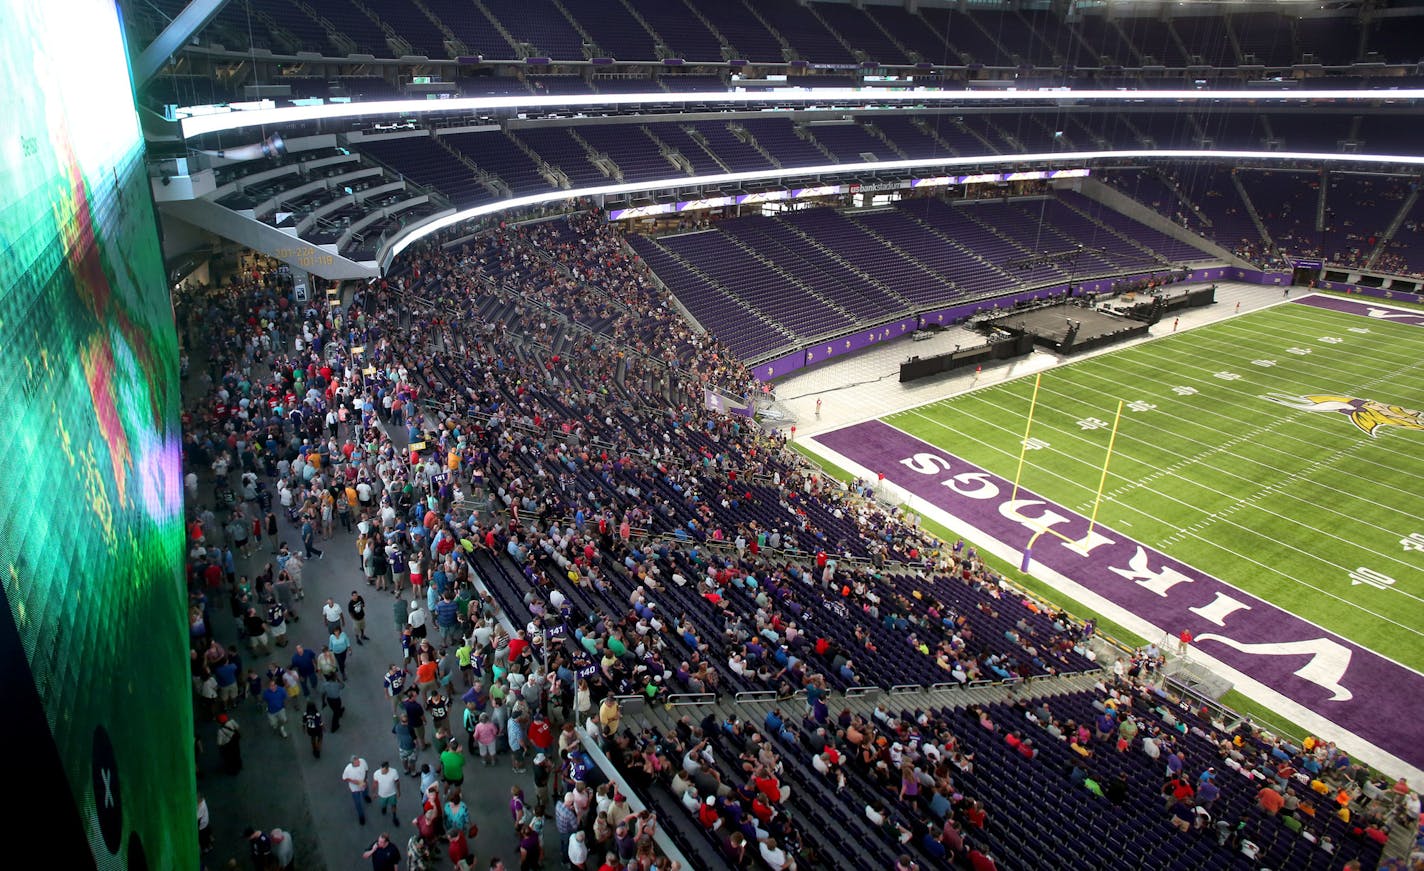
[1261,392,1424,438]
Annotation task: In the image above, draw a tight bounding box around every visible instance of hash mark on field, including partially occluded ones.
[1151,439,1376,550]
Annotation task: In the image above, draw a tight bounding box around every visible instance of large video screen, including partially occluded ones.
[0,1,191,867]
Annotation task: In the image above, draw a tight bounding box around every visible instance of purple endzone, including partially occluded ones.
[1294,292,1424,326]
[817,419,1424,771]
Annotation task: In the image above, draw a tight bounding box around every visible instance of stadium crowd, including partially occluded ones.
[176,204,1420,870]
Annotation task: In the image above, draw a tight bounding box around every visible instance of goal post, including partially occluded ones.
[1017,385,1125,573]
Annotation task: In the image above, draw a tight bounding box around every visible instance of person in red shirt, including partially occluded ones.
[942,818,965,855]
[697,796,720,829]
[968,847,998,871]
[508,630,529,662]
[527,714,552,755]
[750,795,774,824]
[753,768,784,804]
[963,800,987,829]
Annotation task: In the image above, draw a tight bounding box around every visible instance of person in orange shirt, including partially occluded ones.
[1257,786,1285,815]
[415,653,439,698]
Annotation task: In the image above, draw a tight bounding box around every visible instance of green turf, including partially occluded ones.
[884,301,1424,671]
[1217,689,1314,744]
[789,441,854,484]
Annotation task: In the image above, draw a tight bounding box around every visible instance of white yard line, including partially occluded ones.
[957,376,1424,555]
[893,407,1424,631]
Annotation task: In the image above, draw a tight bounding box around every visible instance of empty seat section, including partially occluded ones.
[697,0,784,62]
[486,0,585,59]
[657,231,855,339]
[815,4,911,65]
[684,122,774,172]
[805,122,901,163]
[576,125,679,183]
[627,235,791,360]
[740,118,832,168]
[1230,13,1295,66]
[511,127,605,187]
[760,2,856,64]
[304,0,390,55]
[421,0,515,58]
[358,136,490,206]
[443,132,551,195]
[625,0,724,62]
[871,6,958,64]
[561,0,658,61]
[782,207,964,306]
[645,124,725,176]
[366,0,448,57]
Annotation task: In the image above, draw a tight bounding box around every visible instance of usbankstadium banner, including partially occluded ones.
[0,0,191,866]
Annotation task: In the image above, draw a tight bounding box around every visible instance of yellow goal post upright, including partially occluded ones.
[1011,374,1124,572]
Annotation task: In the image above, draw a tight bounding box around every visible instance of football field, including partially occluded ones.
[884,297,1424,672]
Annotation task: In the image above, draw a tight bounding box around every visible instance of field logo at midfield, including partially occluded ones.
[1261,392,1424,438]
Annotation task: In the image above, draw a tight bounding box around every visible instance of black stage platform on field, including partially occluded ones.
[899,333,1035,382]
[984,303,1149,354]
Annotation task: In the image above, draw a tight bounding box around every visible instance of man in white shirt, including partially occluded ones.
[1142,735,1161,760]
[372,761,402,823]
[342,755,372,825]
[270,828,295,868]
[759,837,794,871]
[322,598,345,635]
[567,830,589,869]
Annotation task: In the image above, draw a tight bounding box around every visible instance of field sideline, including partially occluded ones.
[882,296,1424,671]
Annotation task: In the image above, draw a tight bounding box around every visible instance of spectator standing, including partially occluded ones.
[197,793,213,854]
[302,701,324,758]
[321,674,345,732]
[373,761,402,826]
[343,755,373,825]
[329,626,352,680]
[290,644,318,696]
[323,598,345,636]
[384,664,408,716]
[442,739,466,786]
[301,514,323,560]
[362,833,400,871]
[217,714,243,774]
[350,591,369,643]
[474,713,498,765]
[262,679,289,737]
[393,714,419,776]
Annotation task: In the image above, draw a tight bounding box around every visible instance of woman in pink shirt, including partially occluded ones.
[473,712,499,766]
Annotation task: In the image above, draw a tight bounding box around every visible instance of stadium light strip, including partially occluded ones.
[178,87,1424,138]
[383,148,1424,263]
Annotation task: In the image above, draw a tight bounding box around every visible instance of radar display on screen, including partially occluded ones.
[0,0,191,867]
